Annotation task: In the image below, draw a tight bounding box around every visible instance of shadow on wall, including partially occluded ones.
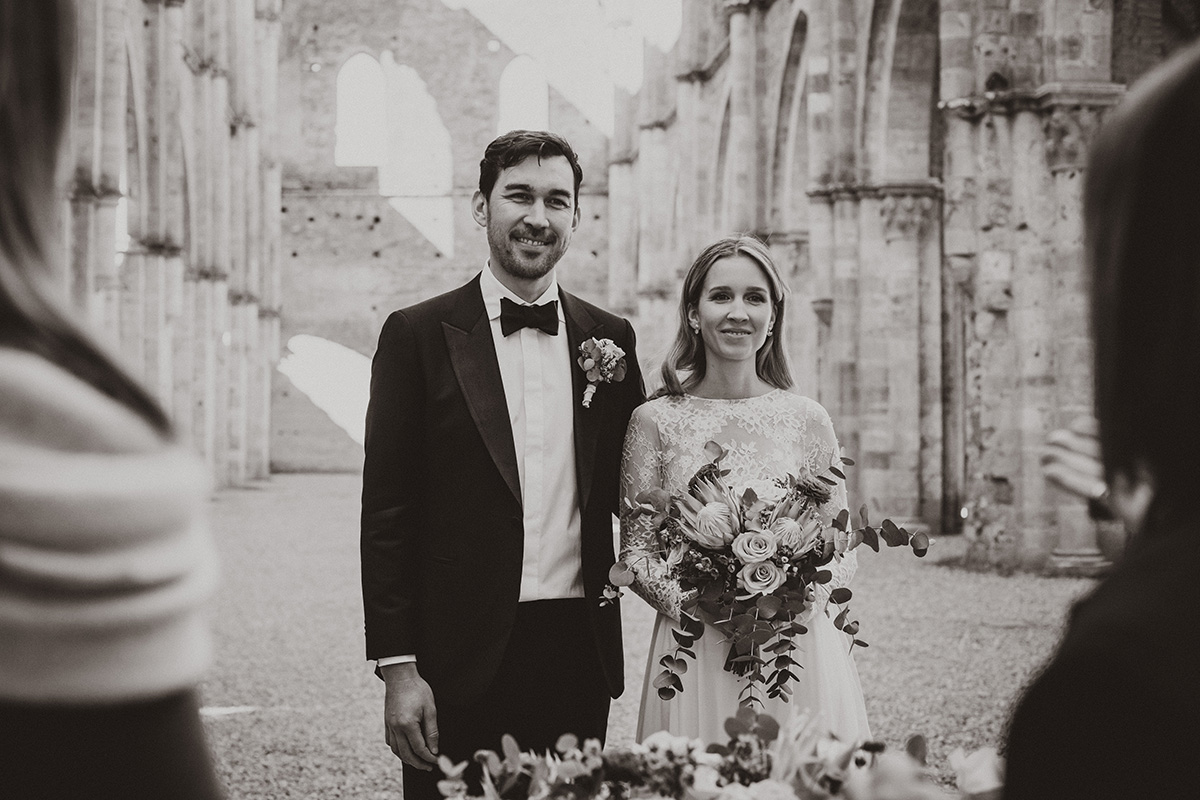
[271,335,371,474]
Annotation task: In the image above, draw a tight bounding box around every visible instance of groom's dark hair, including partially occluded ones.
[478,130,583,205]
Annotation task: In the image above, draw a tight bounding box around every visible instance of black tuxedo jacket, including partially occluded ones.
[361,275,645,707]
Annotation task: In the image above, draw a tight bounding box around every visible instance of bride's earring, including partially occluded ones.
[690,322,700,334]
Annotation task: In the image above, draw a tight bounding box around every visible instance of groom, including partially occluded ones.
[361,130,645,800]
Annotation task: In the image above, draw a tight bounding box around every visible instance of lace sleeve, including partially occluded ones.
[619,403,685,621]
[806,401,857,615]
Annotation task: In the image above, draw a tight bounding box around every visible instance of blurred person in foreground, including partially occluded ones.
[0,1,222,797]
[1003,37,1200,799]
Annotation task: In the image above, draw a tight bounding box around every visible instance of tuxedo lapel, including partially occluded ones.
[560,290,604,512]
[443,279,522,506]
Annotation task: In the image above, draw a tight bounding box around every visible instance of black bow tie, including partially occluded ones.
[499,296,559,336]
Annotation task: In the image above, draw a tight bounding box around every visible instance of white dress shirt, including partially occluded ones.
[378,264,584,668]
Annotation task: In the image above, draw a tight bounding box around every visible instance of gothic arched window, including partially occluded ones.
[497,55,549,134]
[335,52,386,167]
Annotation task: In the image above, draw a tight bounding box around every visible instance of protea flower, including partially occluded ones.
[678,493,736,548]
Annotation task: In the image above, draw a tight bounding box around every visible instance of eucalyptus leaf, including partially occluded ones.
[880,518,907,546]
[671,628,695,647]
[756,595,783,617]
[703,440,725,463]
[829,466,846,480]
[849,529,864,551]
[834,509,849,531]
[840,457,855,466]
[829,587,853,605]
[862,527,881,553]
[724,715,751,739]
[858,504,870,527]
[754,714,781,743]
[658,686,676,701]
[911,530,930,557]
[905,735,928,766]
[608,561,636,587]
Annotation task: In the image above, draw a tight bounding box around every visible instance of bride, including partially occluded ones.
[620,234,871,743]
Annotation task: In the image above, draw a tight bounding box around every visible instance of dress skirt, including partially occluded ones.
[636,605,872,745]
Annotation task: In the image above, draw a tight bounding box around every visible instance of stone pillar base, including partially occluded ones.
[1045,549,1111,577]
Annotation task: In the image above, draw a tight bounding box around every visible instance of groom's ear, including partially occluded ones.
[471,190,489,228]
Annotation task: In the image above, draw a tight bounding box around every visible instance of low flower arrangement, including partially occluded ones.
[604,443,930,706]
[435,709,1004,800]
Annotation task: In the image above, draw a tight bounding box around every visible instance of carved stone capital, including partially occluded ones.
[1037,83,1123,173]
[875,182,940,240]
[1042,105,1104,173]
[722,0,777,14]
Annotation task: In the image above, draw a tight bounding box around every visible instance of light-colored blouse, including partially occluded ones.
[0,347,217,703]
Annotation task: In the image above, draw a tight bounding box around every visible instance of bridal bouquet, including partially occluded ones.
[435,708,1003,800]
[607,442,929,706]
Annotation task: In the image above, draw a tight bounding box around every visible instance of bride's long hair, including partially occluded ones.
[0,0,170,434]
[658,234,793,397]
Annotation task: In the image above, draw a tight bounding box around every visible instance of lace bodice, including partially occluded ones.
[619,389,856,620]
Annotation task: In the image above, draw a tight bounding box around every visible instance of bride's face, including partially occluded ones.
[688,255,776,365]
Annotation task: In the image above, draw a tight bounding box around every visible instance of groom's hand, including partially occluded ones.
[380,662,439,771]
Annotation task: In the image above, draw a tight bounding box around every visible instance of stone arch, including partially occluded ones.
[497,54,549,134]
[377,54,454,256]
[334,52,386,167]
[861,0,939,181]
[768,10,809,232]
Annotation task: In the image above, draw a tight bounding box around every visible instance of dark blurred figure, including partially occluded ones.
[0,2,223,798]
[1004,38,1200,799]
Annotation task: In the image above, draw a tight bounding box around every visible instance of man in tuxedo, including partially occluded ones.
[361,130,645,800]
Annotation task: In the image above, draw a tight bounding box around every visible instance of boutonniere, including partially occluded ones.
[577,337,627,407]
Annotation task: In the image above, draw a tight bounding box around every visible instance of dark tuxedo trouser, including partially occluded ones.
[402,598,610,800]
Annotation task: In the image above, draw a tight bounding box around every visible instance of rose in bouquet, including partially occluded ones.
[607,442,930,706]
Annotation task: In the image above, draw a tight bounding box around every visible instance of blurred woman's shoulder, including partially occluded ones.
[0,345,163,453]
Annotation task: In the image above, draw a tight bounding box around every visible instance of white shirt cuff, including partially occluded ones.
[376,655,416,667]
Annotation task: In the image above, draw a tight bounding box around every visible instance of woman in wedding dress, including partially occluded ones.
[620,235,870,744]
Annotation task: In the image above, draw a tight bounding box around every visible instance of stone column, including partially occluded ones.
[937,0,976,536]
[68,0,126,341]
[723,0,763,232]
[1041,83,1123,575]
[805,192,836,412]
[831,188,861,502]
[254,0,283,479]
[872,185,937,527]
[608,88,638,316]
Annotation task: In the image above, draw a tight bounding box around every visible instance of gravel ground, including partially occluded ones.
[201,474,1094,797]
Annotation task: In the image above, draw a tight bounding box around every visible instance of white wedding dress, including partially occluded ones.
[620,389,871,744]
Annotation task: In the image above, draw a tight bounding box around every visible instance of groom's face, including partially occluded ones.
[472,154,580,283]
